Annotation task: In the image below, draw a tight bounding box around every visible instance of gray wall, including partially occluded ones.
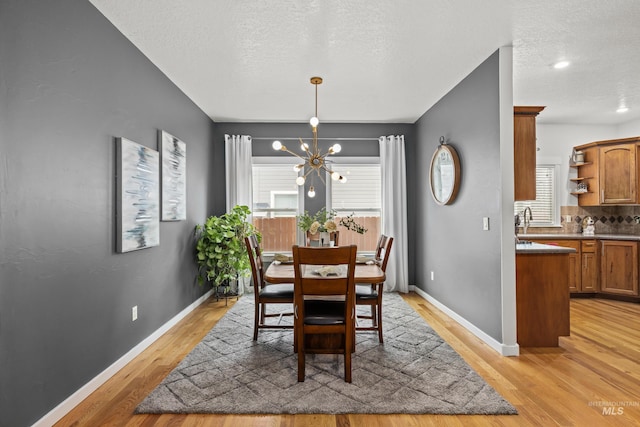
[414,51,504,341]
[0,1,221,426]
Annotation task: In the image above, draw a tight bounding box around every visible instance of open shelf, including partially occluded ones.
[569,162,593,168]
[570,177,593,182]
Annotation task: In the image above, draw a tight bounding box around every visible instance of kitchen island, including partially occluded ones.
[516,242,576,347]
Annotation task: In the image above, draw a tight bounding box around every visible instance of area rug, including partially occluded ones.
[135,293,517,415]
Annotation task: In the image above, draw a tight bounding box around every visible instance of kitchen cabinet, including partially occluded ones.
[599,144,636,204]
[572,137,640,206]
[581,240,598,292]
[600,240,638,296]
[516,251,571,347]
[514,106,545,201]
[527,239,598,294]
[530,239,598,294]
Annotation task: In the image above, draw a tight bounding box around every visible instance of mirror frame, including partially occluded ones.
[429,142,461,205]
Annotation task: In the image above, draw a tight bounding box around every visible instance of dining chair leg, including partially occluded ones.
[377,301,384,343]
[253,300,259,341]
[260,302,266,324]
[345,329,353,383]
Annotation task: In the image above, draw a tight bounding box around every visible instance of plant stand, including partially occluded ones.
[213,279,240,306]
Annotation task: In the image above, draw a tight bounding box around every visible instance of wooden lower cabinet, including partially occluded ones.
[528,239,594,293]
[581,240,598,292]
[516,252,570,346]
[600,240,639,296]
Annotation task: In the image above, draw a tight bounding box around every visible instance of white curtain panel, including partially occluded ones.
[379,135,409,293]
[224,134,253,211]
[224,134,253,294]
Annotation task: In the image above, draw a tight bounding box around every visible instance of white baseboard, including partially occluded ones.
[409,285,519,356]
[32,289,215,427]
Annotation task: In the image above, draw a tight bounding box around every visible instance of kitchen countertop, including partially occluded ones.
[519,233,640,241]
[516,241,577,254]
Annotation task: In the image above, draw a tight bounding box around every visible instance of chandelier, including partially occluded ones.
[272,76,346,198]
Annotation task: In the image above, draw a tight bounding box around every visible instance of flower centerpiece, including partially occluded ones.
[297,207,367,246]
[297,207,337,234]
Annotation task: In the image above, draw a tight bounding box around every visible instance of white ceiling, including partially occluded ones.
[89,0,640,126]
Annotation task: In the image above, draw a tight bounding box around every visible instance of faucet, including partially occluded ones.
[522,207,533,234]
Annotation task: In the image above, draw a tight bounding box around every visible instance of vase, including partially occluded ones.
[306,231,339,247]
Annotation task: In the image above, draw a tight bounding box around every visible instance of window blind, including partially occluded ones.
[514,165,555,225]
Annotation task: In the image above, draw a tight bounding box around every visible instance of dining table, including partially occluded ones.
[264,259,385,285]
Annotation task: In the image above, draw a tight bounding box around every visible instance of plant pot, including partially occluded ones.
[306,231,338,247]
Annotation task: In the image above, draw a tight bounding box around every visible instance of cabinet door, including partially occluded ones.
[599,144,636,204]
[600,240,638,296]
[580,240,598,292]
[581,252,598,292]
[514,107,544,201]
[567,252,580,293]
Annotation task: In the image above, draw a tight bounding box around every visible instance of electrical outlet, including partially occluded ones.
[483,217,490,231]
[564,215,572,223]
[430,271,434,281]
[132,305,138,321]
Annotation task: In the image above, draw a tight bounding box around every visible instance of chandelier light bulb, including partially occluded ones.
[339,175,347,183]
[331,171,340,181]
[332,143,342,153]
[310,116,319,127]
[300,142,309,151]
[296,176,305,186]
[272,140,282,150]
[308,186,316,198]
[293,164,303,172]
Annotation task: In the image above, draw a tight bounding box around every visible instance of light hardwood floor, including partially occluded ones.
[55,293,640,426]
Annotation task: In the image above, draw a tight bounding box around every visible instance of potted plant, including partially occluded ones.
[194,205,258,296]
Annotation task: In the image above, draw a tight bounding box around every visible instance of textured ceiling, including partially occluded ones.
[89,0,640,125]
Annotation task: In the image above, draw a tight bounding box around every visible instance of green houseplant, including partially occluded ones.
[194,205,258,295]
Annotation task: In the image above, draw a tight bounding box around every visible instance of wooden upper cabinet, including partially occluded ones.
[599,144,636,204]
[574,136,640,206]
[514,106,545,201]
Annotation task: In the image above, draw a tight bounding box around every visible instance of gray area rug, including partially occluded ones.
[135,293,517,415]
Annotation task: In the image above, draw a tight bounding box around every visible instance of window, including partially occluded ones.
[328,162,381,252]
[251,161,301,252]
[514,164,559,227]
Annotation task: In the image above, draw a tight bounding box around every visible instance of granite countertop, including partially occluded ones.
[519,233,640,241]
[516,242,577,254]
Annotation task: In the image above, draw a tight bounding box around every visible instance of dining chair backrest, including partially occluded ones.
[375,235,394,272]
[292,245,357,299]
[245,234,264,290]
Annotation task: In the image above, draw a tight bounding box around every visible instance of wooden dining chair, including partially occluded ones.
[292,245,357,383]
[245,235,294,341]
[355,234,393,343]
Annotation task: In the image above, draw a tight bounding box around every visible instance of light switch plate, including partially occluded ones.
[483,217,490,231]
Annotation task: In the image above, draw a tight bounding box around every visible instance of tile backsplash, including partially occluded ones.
[526,206,640,235]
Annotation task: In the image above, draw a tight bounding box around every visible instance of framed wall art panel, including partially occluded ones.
[116,137,160,253]
[160,130,187,221]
